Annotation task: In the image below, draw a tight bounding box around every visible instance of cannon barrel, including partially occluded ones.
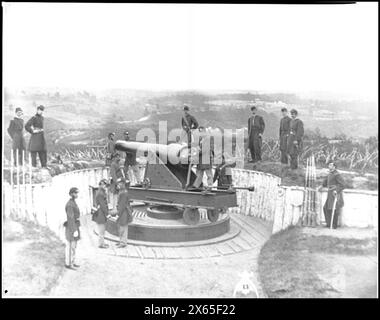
[115,140,194,165]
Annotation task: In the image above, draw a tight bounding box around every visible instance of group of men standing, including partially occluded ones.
[7,105,48,167]
[247,105,304,169]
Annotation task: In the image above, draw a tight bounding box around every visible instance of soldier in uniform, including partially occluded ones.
[213,152,236,189]
[25,105,47,167]
[181,105,199,145]
[64,187,81,270]
[7,107,26,166]
[109,153,125,211]
[192,126,213,190]
[105,132,116,166]
[115,178,133,248]
[318,161,345,229]
[287,109,304,169]
[94,179,111,248]
[279,108,291,164]
[247,106,265,163]
[123,131,141,184]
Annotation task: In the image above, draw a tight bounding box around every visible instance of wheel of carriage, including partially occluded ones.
[183,208,200,225]
[206,209,220,222]
[207,208,227,222]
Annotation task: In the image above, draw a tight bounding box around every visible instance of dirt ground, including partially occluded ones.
[258,226,378,298]
[50,242,264,298]
[2,218,65,297]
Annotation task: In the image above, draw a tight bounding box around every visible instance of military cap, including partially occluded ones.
[37,105,45,111]
[250,105,257,111]
[124,131,129,135]
[183,105,189,111]
[69,187,79,195]
[15,107,23,113]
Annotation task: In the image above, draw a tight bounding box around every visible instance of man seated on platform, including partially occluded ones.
[213,152,236,190]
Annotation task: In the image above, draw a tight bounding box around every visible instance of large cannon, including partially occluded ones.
[115,140,239,225]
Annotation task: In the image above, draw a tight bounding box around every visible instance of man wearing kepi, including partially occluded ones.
[64,187,81,270]
[94,179,110,248]
[247,105,265,163]
[25,105,47,167]
[287,109,304,169]
[318,161,345,229]
[279,107,291,165]
[123,131,141,184]
[181,105,199,145]
[7,107,26,166]
[115,178,133,249]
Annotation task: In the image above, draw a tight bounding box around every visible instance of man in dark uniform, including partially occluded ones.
[105,132,116,166]
[123,131,140,184]
[181,105,199,145]
[94,179,111,248]
[318,161,345,229]
[110,153,125,210]
[192,127,213,190]
[114,178,133,249]
[64,187,81,269]
[213,153,236,189]
[25,105,47,167]
[247,105,265,163]
[287,109,304,169]
[279,108,291,164]
[7,107,26,166]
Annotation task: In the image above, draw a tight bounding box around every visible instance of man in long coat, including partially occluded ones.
[123,131,141,184]
[287,109,304,169]
[94,179,110,248]
[318,161,345,229]
[279,108,291,164]
[181,105,199,145]
[25,105,47,167]
[115,178,133,248]
[247,105,265,163]
[105,132,116,166]
[7,107,26,166]
[192,127,214,190]
[64,187,81,269]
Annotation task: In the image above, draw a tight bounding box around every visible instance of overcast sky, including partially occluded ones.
[3,3,378,101]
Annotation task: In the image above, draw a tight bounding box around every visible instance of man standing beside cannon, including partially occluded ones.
[279,107,291,165]
[247,105,265,163]
[25,105,47,168]
[287,109,304,169]
[7,107,26,166]
[123,131,141,184]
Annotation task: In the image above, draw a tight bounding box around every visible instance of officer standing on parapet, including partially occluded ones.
[181,105,199,145]
[287,109,304,169]
[247,105,265,163]
[7,107,26,166]
[279,107,291,165]
[25,105,47,168]
[64,187,81,270]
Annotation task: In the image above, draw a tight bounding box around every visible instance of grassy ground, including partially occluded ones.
[3,218,65,297]
[258,226,377,298]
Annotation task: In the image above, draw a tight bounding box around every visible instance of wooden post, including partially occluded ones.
[10,150,14,217]
[16,149,20,218]
[22,150,26,219]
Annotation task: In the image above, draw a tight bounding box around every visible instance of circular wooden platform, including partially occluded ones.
[104,207,232,243]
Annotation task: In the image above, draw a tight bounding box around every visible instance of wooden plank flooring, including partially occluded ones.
[82,213,273,260]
